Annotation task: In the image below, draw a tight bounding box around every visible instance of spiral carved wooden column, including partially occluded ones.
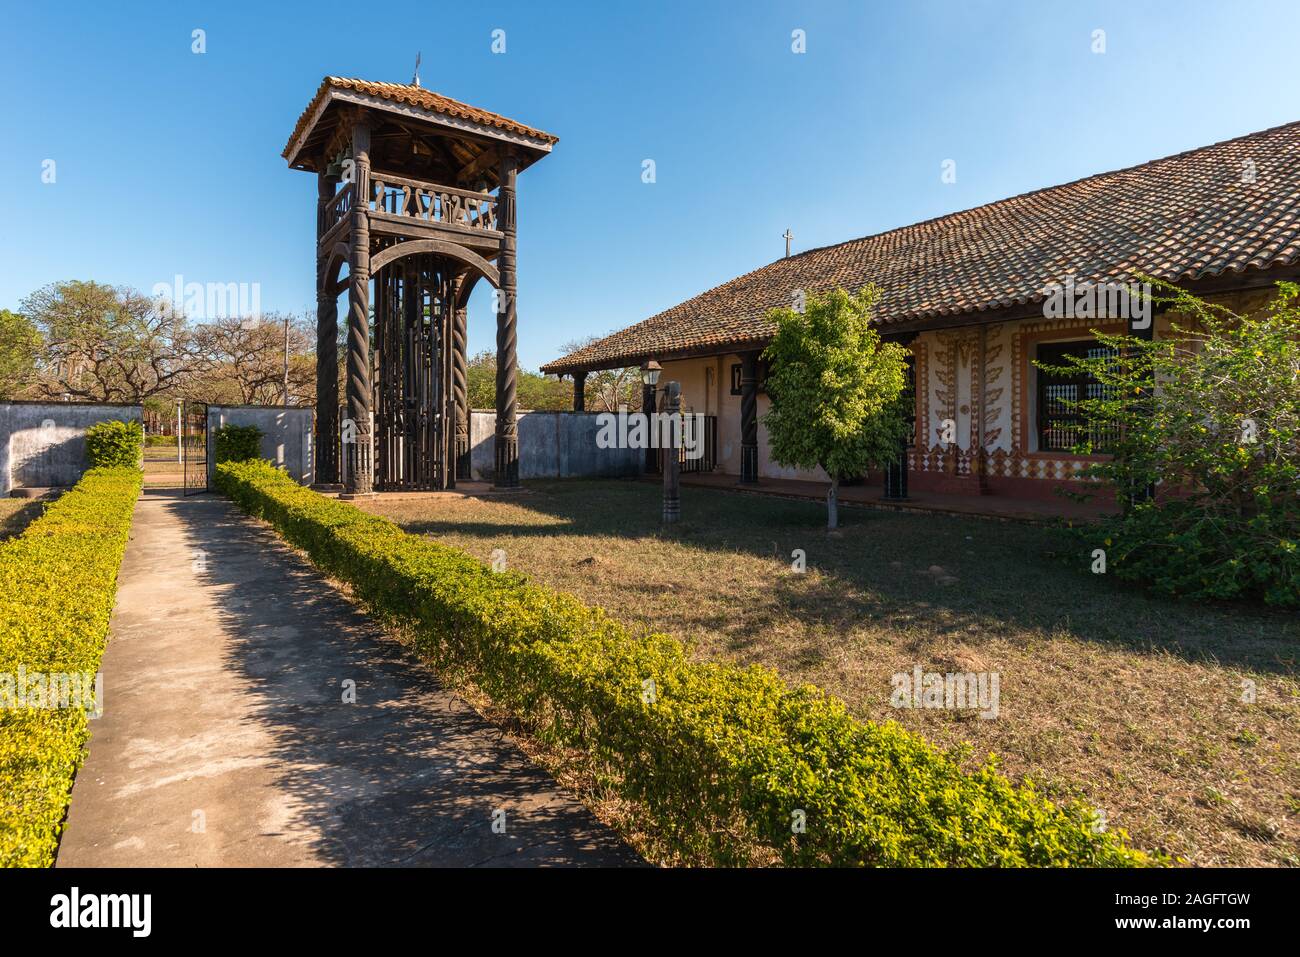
[315,171,340,485]
[740,350,760,484]
[572,371,586,412]
[452,303,470,480]
[344,121,374,496]
[493,151,521,488]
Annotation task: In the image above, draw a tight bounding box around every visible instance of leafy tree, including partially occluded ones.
[465,349,570,411]
[0,309,40,399]
[1042,280,1300,606]
[762,286,910,529]
[22,280,197,402]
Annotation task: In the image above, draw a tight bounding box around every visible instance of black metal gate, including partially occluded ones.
[373,253,452,491]
[657,414,717,473]
[182,400,208,495]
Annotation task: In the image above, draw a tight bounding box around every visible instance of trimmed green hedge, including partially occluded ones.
[0,468,141,867]
[85,420,143,469]
[213,424,263,465]
[216,460,1153,867]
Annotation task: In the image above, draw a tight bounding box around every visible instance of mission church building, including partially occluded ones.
[543,122,1300,504]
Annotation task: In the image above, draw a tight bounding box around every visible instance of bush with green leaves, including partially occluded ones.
[1041,281,1299,606]
[762,286,910,528]
[215,458,1154,866]
[84,419,143,469]
[213,424,263,464]
[0,467,141,867]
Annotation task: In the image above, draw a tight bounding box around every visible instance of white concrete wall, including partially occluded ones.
[207,406,314,486]
[469,411,642,481]
[0,401,142,495]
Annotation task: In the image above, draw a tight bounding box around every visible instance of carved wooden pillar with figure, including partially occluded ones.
[315,169,340,486]
[343,119,373,497]
[739,350,760,484]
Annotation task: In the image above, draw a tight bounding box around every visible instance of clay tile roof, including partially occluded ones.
[283,76,558,160]
[543,120,1300,374]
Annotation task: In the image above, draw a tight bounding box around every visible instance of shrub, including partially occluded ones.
[84,419,143,469]
[215,459,1154,867]
[213,424,263,464]
[0,467,141,867]
[1041,281,1299,606]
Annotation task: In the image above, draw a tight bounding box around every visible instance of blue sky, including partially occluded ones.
[3,0,1298,371]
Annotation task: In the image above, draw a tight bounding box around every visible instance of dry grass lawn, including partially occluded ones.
[0,498,44,542]
[359,479,1299,867]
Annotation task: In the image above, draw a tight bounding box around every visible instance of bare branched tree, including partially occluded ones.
[23,280,198,402]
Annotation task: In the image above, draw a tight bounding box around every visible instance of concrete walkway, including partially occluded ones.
[58,490,638,867]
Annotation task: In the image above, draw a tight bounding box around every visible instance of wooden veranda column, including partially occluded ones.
[315,171,340,485]
[344,121,374,496]
[884,333,916,500]
[452,302,471,481]
[642,377,658,473]
[494,151,521,487]
[572,371,586,412]
[739,350,760,484]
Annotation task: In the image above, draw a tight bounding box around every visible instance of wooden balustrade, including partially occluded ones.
[368,171,499,234]
[322,182,354,235]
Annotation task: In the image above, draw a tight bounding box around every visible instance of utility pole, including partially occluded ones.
[283,314,290,407]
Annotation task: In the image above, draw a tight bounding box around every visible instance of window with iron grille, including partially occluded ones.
[1035,341,1120,452]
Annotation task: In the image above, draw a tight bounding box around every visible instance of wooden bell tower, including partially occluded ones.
[283,77,556,493]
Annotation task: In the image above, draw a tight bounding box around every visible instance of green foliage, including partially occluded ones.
[762,287,910,524]
[466,350,572,411]
[21,280,193,402]
[215,459,1154,867]
[213,424,263,463]
[0,468,141,866]
[1042,281,1300,606]
[0,309,40,399]
[84,419,143,469]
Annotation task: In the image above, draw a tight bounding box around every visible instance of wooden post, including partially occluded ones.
[663,381,681,523]
[344,120,373,496]
[453,302,470,481]
[494,151,520,488]
[315,171,340,485]
[739,350,759,484]
[643,378,658,473]
[572,371,586,412]
[883,335,915,500]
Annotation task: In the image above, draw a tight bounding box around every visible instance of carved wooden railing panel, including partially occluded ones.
[322,182,354,235]
[369,172,500,234]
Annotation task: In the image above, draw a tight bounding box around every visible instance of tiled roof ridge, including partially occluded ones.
[542,119,1300,374]
[283,76,558,160]
[785,117,1300,265]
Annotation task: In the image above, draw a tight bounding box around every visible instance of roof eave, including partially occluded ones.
[284,87,556,171]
